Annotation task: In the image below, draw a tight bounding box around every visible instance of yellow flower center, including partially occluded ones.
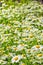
[22,54,25,57]
[36,45,40,48]
[27,27,31,30]
[14,48,17,50]
[7,46,10,49]
[23,38,28,41]
[20,44,24,46]
[37,54,42,57]
[22,63,25,65]
[29,33,34,38]
[14,56,18,61]
[28,49,31,52]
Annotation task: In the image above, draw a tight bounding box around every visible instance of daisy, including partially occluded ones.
[31,45,43,53]
[22,54,26,59]
[29,33,34,38]
[17,44,27,50]
[36,54,43,59]
[11,55,22,63]
[31,45,41,53]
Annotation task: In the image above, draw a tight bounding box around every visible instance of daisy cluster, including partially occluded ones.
[0,1,43,65]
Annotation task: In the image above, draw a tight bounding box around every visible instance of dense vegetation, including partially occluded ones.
[0,0,43,65]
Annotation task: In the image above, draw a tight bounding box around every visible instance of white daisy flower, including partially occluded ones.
[36,54,43,59]
[31,45,43,53]
[17,44,27,51]
[11,55,22,63]
[31,45,42,50]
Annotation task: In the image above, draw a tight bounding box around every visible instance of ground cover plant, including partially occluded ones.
[0,0,43,65]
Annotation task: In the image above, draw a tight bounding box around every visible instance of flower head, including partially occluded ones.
[11,55,22,63]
